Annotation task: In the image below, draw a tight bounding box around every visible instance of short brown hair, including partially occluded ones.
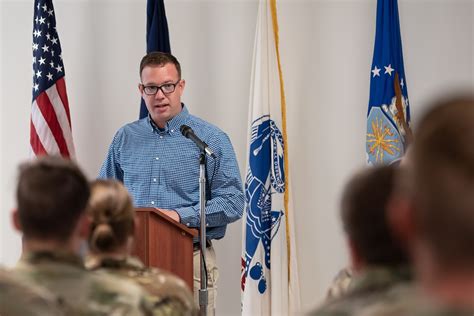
[341,165,408,266]
[87,180,135,253]
[139,51,181,79]
[16,156,90,240]
[412,95,474,268]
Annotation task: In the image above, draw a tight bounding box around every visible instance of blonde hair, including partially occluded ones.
[88,179,135,253]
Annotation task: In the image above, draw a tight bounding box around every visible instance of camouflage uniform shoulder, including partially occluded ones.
[13,251,152,316]
[0,267,66,315]
[325,267,354,301]
[87,255,198,316]
[356,288,474,316]
[308,266,413,316]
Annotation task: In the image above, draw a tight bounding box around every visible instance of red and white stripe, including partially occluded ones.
[30,77,75,159]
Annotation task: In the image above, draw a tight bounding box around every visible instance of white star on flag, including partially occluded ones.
[384,64,394,76]
[372,66,381,77]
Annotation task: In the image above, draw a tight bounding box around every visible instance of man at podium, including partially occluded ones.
[99,52,245,312]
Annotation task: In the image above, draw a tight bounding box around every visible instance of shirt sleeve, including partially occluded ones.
[98,131,124,181]
[174,132,244,228]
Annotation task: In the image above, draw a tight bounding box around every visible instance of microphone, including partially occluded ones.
[180,125,216,158]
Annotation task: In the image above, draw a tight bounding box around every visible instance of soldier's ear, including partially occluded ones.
[11,208,22,232]
[387,194,416,256]
[347,238,364,272]
[134,217,139,232]
[78,214,91,239]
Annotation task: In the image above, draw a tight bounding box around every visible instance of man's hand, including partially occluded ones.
[156,208,180,222]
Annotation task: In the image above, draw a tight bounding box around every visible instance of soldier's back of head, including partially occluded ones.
[409,95,474,311]
[309,165,413,315]
[411,95,474,271]
[86,179,198,315]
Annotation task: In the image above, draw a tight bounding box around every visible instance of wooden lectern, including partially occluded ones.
[132,208,198,290]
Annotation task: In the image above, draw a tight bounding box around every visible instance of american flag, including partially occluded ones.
[31,0,75,158]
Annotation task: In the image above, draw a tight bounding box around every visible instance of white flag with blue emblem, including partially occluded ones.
[241,0,300,314]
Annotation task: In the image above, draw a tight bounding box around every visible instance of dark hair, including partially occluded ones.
[139,52,181,79]
[16,156,90,240]
[87,180,135,253]
[341,165,408,266]
[412,94,474,268]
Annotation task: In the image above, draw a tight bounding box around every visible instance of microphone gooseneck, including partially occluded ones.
[180,125,216,158]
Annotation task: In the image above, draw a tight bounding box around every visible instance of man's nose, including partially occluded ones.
[155,88,166,99]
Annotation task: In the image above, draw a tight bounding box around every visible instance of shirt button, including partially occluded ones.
[186,223,190,226]
[159,136,163,139]
[155,157,159,160]
[153,178,157,182]
[171,129,174,133]
[151,201,155,205]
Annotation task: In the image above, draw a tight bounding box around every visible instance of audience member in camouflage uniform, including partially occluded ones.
[376,95,474,315]
[0,267,66,316]
[308,165,413,315]
[11,156,155,315]
[85,179,197,316]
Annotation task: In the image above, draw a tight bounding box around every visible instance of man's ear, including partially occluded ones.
[134,217,139,233]
[387,194,417,254]
[177,79,186,96]
[78,214,91,239]
[348,238,363,272]
[12,208,22,232]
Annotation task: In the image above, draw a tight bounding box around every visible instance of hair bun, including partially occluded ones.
[90,223,116,252]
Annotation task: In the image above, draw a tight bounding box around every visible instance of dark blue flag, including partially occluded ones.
[139,0,171,119]
[366,0,412,165]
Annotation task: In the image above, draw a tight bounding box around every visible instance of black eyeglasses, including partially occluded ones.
[141,79,181,95]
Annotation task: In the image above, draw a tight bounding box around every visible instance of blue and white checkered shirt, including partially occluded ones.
[99,105,244,240]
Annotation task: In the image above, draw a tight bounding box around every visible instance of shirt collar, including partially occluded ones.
[147,103,190,134]
[86,255,144,271]
[21,250,84,269]
[350,265,412,293]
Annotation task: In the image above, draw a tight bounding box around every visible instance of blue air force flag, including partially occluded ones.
[366,0,413,165]
[241,0,300,315]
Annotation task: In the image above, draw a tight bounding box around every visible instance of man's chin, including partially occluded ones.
[150,113,170,127]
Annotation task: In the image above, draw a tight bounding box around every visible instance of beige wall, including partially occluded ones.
[1,0,473,314]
